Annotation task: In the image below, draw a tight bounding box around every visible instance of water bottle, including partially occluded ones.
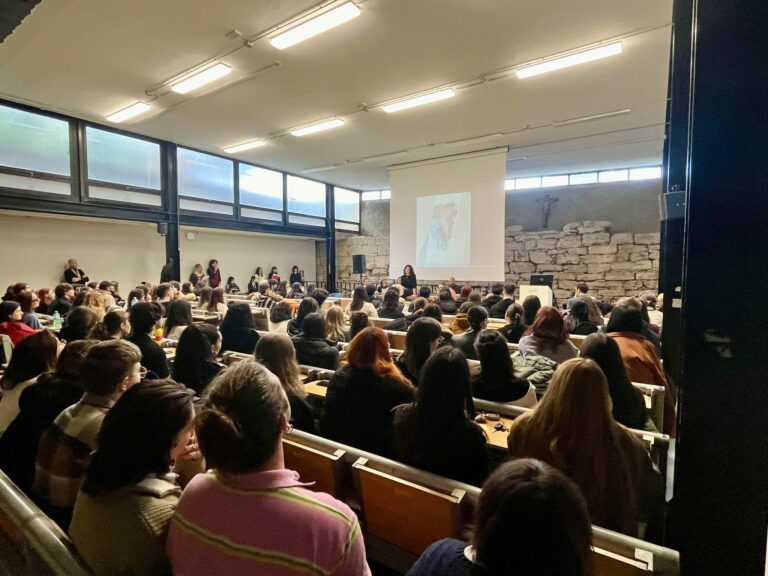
[52,311,62,330]
[131,297,140,308]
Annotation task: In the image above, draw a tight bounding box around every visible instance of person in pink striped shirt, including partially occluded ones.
[166,360,370,576]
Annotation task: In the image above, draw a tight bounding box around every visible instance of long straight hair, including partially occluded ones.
[0,330,58,390]
[399,317,442,383]
[206,287,226,313]
[524,306,568,350]
[349,286,368,312]
[325,306,346,342]
[344,327,410,386]
[254,333,306,399]
[164,299,193,337]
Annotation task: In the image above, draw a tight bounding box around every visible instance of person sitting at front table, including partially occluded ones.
[518,306,579,365]
[224,276,240,295]
[289,265,303,286]
[393,347,488,486]
[127,302,169,379]
[345,286,378,318]
[0,301,39,345]
[64,259,89,286]
[319,327,414,457]
[268,266,280,282]
[400,264,417,298]
[291,313,339,370]
[405,459,592,576]
[166,360,371,575]
[450,305,488,360]
[206,259,222,289]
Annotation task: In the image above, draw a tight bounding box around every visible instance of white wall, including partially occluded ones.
[0,211,165,292]
[179,226,318,288]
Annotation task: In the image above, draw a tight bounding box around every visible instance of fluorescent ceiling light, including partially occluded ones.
[554,108,631,127]
[516,42,622,79]
[106,102,151,123]
[362,151,410,162]
[224,140,266,153]
[290,118,345,137]
[302,165,337,174]
[269,2,361,50]
[171,63,232,94]
[444,133,503,148]
[382,88,456,113]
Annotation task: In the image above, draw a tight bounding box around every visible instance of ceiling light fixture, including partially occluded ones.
[290,117,345,137]
[362,151,411,162]
[106,102,151,123]
[302,164,338,173]
[444,133,504,148]
[516,42,622,79]
[382,88,456,113]
[269,2,361,50]
[224,140,266,153]
[553,108,631,127]
[170,63,232,94]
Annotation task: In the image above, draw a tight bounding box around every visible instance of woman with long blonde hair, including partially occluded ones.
[82,290,106,321]
[325,305,347,343]
[506,358,662,537]
[319,327,414,456]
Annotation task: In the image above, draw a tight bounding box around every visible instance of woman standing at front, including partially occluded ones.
[206,260,222,289]
[289,265,303,286]
[400,265,417,298]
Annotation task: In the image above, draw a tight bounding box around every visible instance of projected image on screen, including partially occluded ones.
[416,192,471,267]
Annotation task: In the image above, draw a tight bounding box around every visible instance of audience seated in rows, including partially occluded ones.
[89,309,130,340]
[69,381,198,576]
[346,285,378,318]
[128,302,169,379]
[219,302,260,354]
[378,288,405,319]
[291,313,339,370]
[481,282,504,313]
[387,296,426,332]
[49,283,75,316]
[488,282,516,319]
[196,287,213,311]
[172,324,224,396]
[406,459,592,576]
[0,330,59,434]
[287,297,319,336]
[0,340,96,493]
[518,306,579,364]
[268,301,293,333]
[435,288,458,315]
[166,361,370,575]
[451,305,488,360]
[164,299,193,340]
[319,327,414,457]
[473,330,536,407]
[206,287,228,316]
[33,340,143,528]
[325,305,347,343]
[60,307,99,344]
[566,298,599,335]
[0,300,39,345]
[498,302,527,343]
[507,358,663,537]
[393,347,489,486]
[255,333,316,433]
[395,317,443,385]
[348,311,371,341]
[421,303,454,342]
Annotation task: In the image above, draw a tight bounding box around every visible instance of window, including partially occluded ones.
[542,174,569,187]
[334,187,360,223]
[86,127,161,190]
[569,172,598,185]
[630,166,662,180]
[504,179,516,191]
[239,164,283,210]
[599,169,629,183]
[515,177,541,190]
[362,191,381,201]
[287,175,326,217]
[380,190,391,200]
[177,148,234,203]
[0,105,70,176]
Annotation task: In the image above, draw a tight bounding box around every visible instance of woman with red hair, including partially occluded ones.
[518,306,578,364]
[319,327,414,456]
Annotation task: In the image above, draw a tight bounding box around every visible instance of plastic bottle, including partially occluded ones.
[52,311,62,330]
[154,327,164,343]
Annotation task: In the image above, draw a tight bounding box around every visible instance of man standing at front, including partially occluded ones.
[64,259,89,286]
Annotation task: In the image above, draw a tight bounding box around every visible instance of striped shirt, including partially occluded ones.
[166,468,370,576]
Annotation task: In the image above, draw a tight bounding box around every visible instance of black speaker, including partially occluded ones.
[352,254,366,274]
[156,222,169,236]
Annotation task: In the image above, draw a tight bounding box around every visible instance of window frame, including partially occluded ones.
[176,145,237,220]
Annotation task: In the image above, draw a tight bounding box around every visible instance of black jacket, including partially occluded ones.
[289,394,316,433]
[489,298,513,319]
[48,298,71,317]
[481,295,502,312]
[64,267,88,285]
[378,308,405,320]
[127,333,170,378]
[291,335,339,369]
[319,365,414,457]
[437,299,458,315]
[498,323,527,344]
[472,373,530,403]
[400,274,417,297]
[572,321,599,335]
[450,328,481,360]
[221,327,260,355]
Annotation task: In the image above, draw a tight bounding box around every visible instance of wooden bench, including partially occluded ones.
[282,437,345,498]
[632,382,666,432]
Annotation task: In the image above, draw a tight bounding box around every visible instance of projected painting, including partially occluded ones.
[416,192,471,266]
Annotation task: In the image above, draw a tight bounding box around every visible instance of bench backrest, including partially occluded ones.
[282,438,345,498]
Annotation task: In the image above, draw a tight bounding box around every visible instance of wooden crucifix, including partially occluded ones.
[535,193,559,228]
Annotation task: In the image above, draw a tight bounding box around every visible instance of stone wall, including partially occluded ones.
[333,220,659,301]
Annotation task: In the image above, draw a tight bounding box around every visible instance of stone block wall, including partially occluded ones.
[331,221,659,301]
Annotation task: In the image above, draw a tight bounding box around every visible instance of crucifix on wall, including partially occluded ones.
[535,193,559,228]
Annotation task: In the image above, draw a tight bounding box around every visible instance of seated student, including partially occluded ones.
[311,287,329,310]
[291,313,339,370]
[421,303,454,342]
[387,297,426,332]
[59,307,99,344]
[196,286,213,311]
[473,330,536,407]
[82,290,107,322]
[70,380,198,576]
[89,309,130,340]
[455,285,473,304]
[448,300,473,334]
[507,358,663,537]
[605,305,675,436]
[0,330,59,434]
[325,305,347,343]
[566,298,599,335]
[639,291,663,330]
[171,324,224,396]
[406,459,592,576]
[219,302,260,354]
[128,302,170,379]
[287,297,319,336]
[0,300,39,345]
[450,305,488,361]
[179,282,197,301]
[37,288,54,315]
[364,284,382,310]
[498,302,527,343]
[97,281,118,309]
[345,286,378,318]
[348,311,371,341]
[268,301,293,333]
[522,294,542,326]
[613,297,662,355]
[518,307,579,364]
[275,279,289,297]
[17,290,43,329]
[224,276,241,295]
[49,283,75,316]
[435,288,458,315]
[489,282,516,319]
[319,328,414,457]
[286,282,304,300]
[378,288,405,319]
[407,286,432,312]
[255,333,316,433]
[206,287,228,317]
[396,318,443,385]
[166,361,370,575]
[0,340,96,494]
[163,299,193,340]
[393,347,488,486]
[34,340,143,528]
[481,283,504,312]
[154,283,173,313]
[247,268,265,293]
[579,332,653,431]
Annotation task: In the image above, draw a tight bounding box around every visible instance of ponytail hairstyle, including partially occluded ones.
[505,302,525,326]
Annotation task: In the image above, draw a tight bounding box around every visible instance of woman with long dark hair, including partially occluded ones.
[393,346,488,485]
[473,329,536,406]
[59,307,100,344]
[522,294,541,326]
[219,302,259,354]
[206,259,221,289]
[400,264,417,298]
[289,265,303,286]
[345,286,378,317]
[268,301,293,334]
[17,290,42,329]
[378,288,405,319]
[206,287,228,316]
[171,324,224,395]
[70,380,197,576]
[287,297,319,336]
[498,302,527,343]
[163,299,193,340]
[196,286,213,311]
[566,298,598,335]
[396,317,442,385]
[518,306,578,364]
[89,309,130,340]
